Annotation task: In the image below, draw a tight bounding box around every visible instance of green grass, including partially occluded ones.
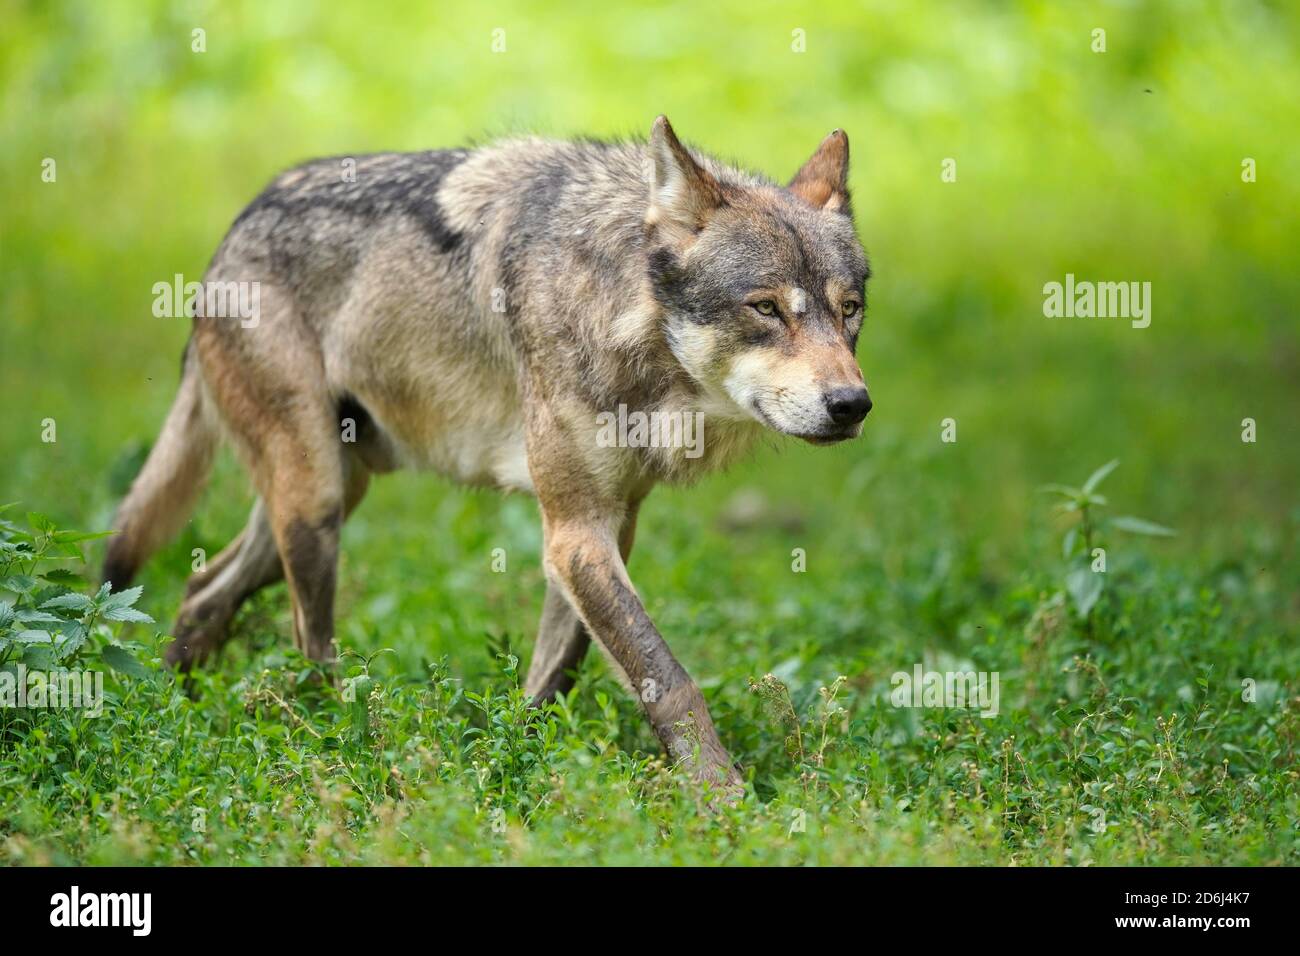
[2,0,1298,865]
[3,458,1296,866]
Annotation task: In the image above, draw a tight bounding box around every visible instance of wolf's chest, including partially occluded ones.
[427,421,533,491]
[374,399,532,492]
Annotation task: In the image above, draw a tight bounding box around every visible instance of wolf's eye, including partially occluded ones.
[842,300,861,318]
[751,300,779,317]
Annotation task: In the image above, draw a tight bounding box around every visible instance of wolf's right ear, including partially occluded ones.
[788,129,850,213]
[647,115,723,233]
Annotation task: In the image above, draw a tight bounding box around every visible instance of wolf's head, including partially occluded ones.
[645,116,872,445]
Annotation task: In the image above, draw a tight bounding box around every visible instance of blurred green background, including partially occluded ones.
[2,0,1297,672]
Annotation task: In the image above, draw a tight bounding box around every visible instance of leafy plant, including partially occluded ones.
[748,672,849,798]
[1040,461,1175,619]
[463,653,561,823]
[0,506,152,678]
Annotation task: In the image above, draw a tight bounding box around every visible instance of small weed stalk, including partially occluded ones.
[749,672,849,799]
[1039,460,1174,634]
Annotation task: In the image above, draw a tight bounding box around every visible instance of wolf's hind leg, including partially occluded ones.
[165,499,281,670]
[258,438,376,665]
[183,525,250,598]
[165,455,370,671]
[190,278,353,666]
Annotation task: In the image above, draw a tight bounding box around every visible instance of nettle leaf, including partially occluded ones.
[1109,515,1176,537]
[1066,565,1104,618]
[54,622,89,660]
[101,585,144,608]
[15,628,53,644]
[55,542,89,560]
[1062,526,1078,560]
[50,529,114,544]
[100,586,153,623]
[101,605,154,624]
[1038,483,1082,499]
[26,512,55,534]
[40,592,94,614]
[100,644,152,679]
[40,568,84,585]
[0,575,38,595]
[22,643,56,670]
[16,609,62,625]
[33,585,71,607]
[0,603,16,630]
[1081,459,1120,495]
[51,616,87,635]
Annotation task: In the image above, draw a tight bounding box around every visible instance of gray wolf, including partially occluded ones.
[103,116,872,787]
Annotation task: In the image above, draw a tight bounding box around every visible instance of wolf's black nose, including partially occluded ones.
[825,387,872,425]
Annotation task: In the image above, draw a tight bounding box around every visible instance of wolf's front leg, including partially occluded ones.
[539,512,740,789]
[525,501,641,703]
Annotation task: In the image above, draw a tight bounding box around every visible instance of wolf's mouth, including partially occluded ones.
[796,428,860,446]
[748,401,860,445]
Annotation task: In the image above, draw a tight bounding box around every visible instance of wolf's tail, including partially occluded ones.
[102,341,219,588]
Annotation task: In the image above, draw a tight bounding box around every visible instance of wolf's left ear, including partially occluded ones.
[648,115,723,233]
[788,129,850,213]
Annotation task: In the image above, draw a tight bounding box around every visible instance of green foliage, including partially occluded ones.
[0,508,151,675]
[1040,460,1175,619]
[1,510,1295,865]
